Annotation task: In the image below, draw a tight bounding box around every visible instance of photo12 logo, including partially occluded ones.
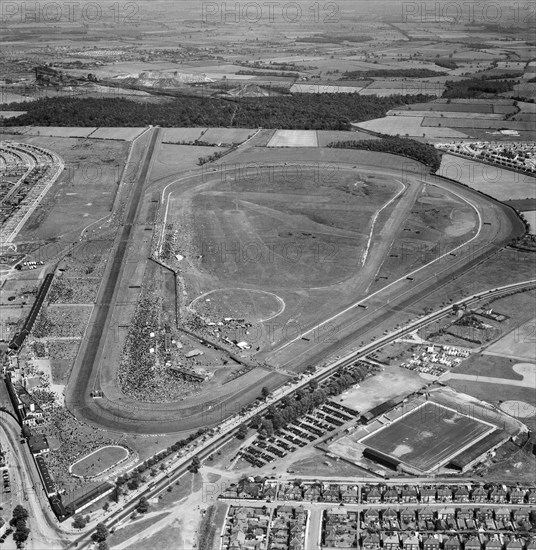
[0,1,140,24]
[401,1,536,24]
[201,1,340,24]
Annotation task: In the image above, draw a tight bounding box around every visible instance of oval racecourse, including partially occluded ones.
[189,288,285,323]
[65,139,526,434]
[70,445,130,479]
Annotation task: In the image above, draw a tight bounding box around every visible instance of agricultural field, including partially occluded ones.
[201,128,257,145]
[161,128,207,143]
[267,130,318,147]
[355,116,468,138]
[88,127,147,140]
[316,130,377,147]
[151,144,228,179]
[437,154,536,200]
[70,445,129,478]
[388,110,504,119]
[290,84,364,94]
[358,85,444,97]
[5,126,97,138]
[424,118,533,131]
[360,402,495,472]
[396,100,497,113]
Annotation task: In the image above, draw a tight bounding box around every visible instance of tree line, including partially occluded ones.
[328,136,441,172]
[248,363,374,436]
[1,93,435,130]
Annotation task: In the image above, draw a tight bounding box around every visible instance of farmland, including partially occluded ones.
[437,154,536,201]
[267,130,318,147]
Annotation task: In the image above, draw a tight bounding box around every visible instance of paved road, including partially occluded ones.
[65,127,160,428]
[0,412,68,550]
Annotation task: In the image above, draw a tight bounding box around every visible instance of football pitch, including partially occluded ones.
[360,402,495,472]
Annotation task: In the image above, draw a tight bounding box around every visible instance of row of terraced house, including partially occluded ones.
[221,480,536,506]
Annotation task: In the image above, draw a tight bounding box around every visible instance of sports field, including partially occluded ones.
[70,445,129,478]
[360,402,494,472]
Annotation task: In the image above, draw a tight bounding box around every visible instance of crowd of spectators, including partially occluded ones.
[118,288,203,402]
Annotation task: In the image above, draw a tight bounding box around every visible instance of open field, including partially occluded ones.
[88,127,147,140]
[397,101,496,113]
[388,110,504,119]
[484,319,536,361]
[367,183,479,292]
[151,144,228,179]
[437,154,536,200]
[190,288,284,323]
[182,166,399,291]
[6,126,97,137]
[445,379,536,431]
[161,128,207,143]
[337,365,426,413]
[522,211,536,234]
[267,130,318,147]
[201,128,256,145]
[451,354,525,381]
[360,402,495,472]
[289,449,372,477]
[70,445,129,478]
[291,84,364,93]
[424,118,533,131]
[355,116,468,138]
[316,130,378,147]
